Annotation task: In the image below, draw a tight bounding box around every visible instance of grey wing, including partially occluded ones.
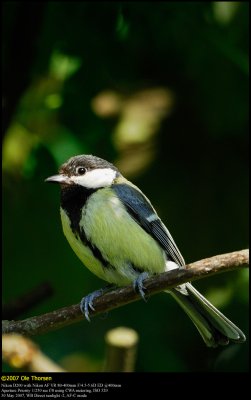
[113,183,185,267]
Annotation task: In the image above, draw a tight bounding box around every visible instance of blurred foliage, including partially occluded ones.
[2,1,249,372]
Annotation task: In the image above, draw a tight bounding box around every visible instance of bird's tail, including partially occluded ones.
[168,283,246,347]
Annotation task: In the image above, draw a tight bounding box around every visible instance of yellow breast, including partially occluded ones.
[60,188,166,286]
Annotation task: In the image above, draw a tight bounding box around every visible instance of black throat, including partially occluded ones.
[60,185,95,236]
[60,184,112,269]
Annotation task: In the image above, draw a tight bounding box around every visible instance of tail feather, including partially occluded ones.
[168,283,246,348]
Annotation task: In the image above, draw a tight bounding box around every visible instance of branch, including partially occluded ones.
[2,249,249,336]
[2,334,65,372]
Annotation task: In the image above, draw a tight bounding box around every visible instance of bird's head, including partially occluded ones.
[45,155,120,189]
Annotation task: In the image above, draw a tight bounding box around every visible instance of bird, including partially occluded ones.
[45,154,246,347]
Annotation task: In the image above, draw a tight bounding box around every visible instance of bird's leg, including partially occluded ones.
[133,272,149,302]
[80,284,116,321]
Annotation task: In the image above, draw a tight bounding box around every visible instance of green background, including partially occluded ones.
[2,2,249,372]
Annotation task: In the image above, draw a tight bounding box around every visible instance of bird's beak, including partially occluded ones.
[45,174,72,185]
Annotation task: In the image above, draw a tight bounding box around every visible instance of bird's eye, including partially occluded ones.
[76,166,87,175]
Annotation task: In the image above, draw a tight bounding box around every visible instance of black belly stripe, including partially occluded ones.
[90,244,112,269]
[61,185,114,270]
[78,226,112,269]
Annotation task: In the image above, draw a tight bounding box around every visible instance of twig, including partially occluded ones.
[2,334,65,372]
[2,249,248,336]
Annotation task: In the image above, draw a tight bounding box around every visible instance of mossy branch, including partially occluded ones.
[2,249,249,336]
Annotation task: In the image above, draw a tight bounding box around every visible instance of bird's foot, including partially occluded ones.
[133,272,149,302]
[80,284,115,322]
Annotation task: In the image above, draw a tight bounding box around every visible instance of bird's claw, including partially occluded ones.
[80,284,116,321]
[80,289,104,322]
[133,272,149,302]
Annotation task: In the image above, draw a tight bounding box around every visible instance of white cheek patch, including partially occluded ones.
[71,168,117,189]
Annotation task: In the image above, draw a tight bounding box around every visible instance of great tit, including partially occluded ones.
[46,154,246,347]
